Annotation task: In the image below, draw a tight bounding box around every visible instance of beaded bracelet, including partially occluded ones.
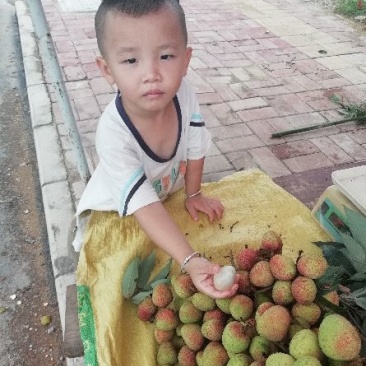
[185,190,201,200]
[180,252,201,273]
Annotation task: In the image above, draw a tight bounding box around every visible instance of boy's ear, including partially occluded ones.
[184,47,193,75]
[96,56,115,85]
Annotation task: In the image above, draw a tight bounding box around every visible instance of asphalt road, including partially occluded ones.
[0,1,65,364]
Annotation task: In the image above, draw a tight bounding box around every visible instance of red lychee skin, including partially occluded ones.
[291,276,317,304]
[137,296,157,322]
[255,302,274,322]
[201,318,225,341]
[181,323,205,351]
[272,280,294,305]
[291,303,321,326]
[237,270,252,294]
[260,230,283,255]
[297,254,328,279]
[154,328,175,344]
[235,247,259,271]
[203,308,227,323]
[152,283,173,307]
[155,308,179,330]
[249,261,275,288]
[269,254,297,281]
[173,273,197,298]
[178,345,197,366]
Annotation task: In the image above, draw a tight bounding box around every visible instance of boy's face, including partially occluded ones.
[96,6,192,117]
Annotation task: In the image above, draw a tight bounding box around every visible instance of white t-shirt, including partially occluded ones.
[73,78,211,251]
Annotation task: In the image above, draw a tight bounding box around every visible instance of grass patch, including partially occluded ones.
[335,0,366,17]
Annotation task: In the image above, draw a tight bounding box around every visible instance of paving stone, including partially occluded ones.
[215,134,264,153]
[204,155,233,174]
[283,152,334,173]
[330,133,366,161]
[210,123,252,140]
[271,140,319,160]
[228,97,268,111]
[310,136,354,164]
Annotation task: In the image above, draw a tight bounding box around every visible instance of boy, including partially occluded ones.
[73,0,238,298]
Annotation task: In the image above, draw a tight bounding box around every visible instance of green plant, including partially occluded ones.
[314,207,366,353]
[335,0,366,17]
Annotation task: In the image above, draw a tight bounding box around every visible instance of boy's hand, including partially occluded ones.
[185,194,224,222]
[184,257,238,299]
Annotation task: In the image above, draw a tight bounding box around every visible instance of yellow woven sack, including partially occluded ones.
[76,169,329,366]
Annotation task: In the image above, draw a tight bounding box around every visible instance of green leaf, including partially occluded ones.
[340,233,366,273]
[137,251,156,289]
[315,294,346,315]
[314,241,345,249]
[143,258,172,291]
[319,243,355,276]
[344,207,366,250]
[315,265,347,291]
[351,287,366,311]
[150,278,171,288]
[347,273,366,282]
[131,290,153,305]
[122,257,140,299]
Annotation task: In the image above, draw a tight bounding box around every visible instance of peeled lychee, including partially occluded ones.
[318,314,361,361]
[181,323,205,351]
[249,261,275,288]
[266,352,295,366]
[229,294,254,321]
[214,265,236,291]
[152,283,173,308]
[202,341,229,366]
[291,276,317,304]
[235,247,259,271]
[155,308,179,331]
[172,273,197,298]
[297,254,328,279]
[260,230,283,255]
[256,305,291,342]
[137,296,157,322]
[291,303,321,326]
[289,329,322,360]
[269,254,297,281]
[222,321,251,354]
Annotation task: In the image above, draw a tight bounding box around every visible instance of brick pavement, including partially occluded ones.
[43,0,366,209]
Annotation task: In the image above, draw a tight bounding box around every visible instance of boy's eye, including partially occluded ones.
[124,58,137,64]
[161,54,173,60]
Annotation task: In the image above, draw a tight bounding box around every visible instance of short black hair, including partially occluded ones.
[95,0,187,58]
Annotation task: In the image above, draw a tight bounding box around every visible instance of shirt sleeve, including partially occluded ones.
[96,117,160,217]
[186,88,211,160]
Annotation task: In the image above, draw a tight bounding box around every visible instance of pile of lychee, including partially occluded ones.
[136,230,363,366]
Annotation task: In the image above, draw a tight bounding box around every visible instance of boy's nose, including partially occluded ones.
[142,61,161,83]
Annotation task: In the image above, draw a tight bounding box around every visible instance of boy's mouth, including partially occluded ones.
[143,89,163,97]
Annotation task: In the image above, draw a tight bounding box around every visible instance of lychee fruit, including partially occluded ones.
[181,323,205,351]
[191,292,216,312]
[152,282,173,308]
[179,299,203,324]
[203,308,227,323]
[235,247,259,271]
[291,276,317,304]
[249,261,275,288]
[178,345,197,366]
[297,254,328,279]
[201,318,225,341]
[249,335,275,361]
[269,254,297,281]
[289,329,322,360]
[293,355,322,366]
[272,280,294,305]
[214,265,236,291]
[222,321,251,354]
[136,296,157,322]
[266,352,295,366]
[227,353,253,366]
[172,273,196,298]
[236,270,252,294]
[255,302,274,322]
[216,297,233,314]
[154,328,175,344]
[318,314,361,361]
[319,290,340,311]
[254,291,272,308]
[155,308,179,331]
[260,230,283,255]
[202,341,229,366]
[229,294,254,321]
[289,317,311,339]
[242,317,257,339]
[291,303,321,326]
[156,341,177,365]
[256,305,291,342]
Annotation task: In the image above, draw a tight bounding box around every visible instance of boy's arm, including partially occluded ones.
[134,201,237,298]
[184,158,224,222]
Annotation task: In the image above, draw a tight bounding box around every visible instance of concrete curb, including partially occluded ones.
[15,1,83,364]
